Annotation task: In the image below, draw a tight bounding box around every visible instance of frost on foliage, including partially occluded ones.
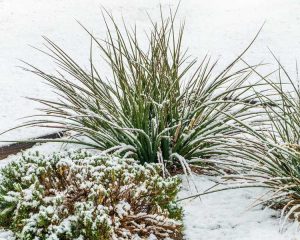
[0,150,183,239]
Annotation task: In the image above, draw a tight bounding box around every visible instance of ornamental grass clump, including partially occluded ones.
[18,9,259,173]
[203,60,300,227]
[244,64,300,225]
[0,150,183,239]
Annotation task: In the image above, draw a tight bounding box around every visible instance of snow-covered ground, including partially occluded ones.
[180,178,300,240]
[2,0,300,239]
[0,142,299,240]
[1,0,300,142]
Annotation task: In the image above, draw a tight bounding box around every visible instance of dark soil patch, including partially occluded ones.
[0,131,64,160]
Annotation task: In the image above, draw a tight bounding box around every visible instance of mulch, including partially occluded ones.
[0,131,64,160]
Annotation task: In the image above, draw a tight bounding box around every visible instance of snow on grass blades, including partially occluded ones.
[0,150,183,239]
[243,62,300,227]
[19,9,260,172]
[196,59,300,228]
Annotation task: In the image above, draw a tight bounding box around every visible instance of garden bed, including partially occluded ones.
[0,141,299,240]
[2,1,300,239]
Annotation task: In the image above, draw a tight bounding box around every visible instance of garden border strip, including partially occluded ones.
[0,131,65,160]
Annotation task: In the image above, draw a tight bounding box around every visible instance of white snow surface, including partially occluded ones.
[180,177,300,240]
[1,0,300,143]
[0,142,299,239]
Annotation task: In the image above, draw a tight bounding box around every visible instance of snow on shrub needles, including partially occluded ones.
[0,150,183,239]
